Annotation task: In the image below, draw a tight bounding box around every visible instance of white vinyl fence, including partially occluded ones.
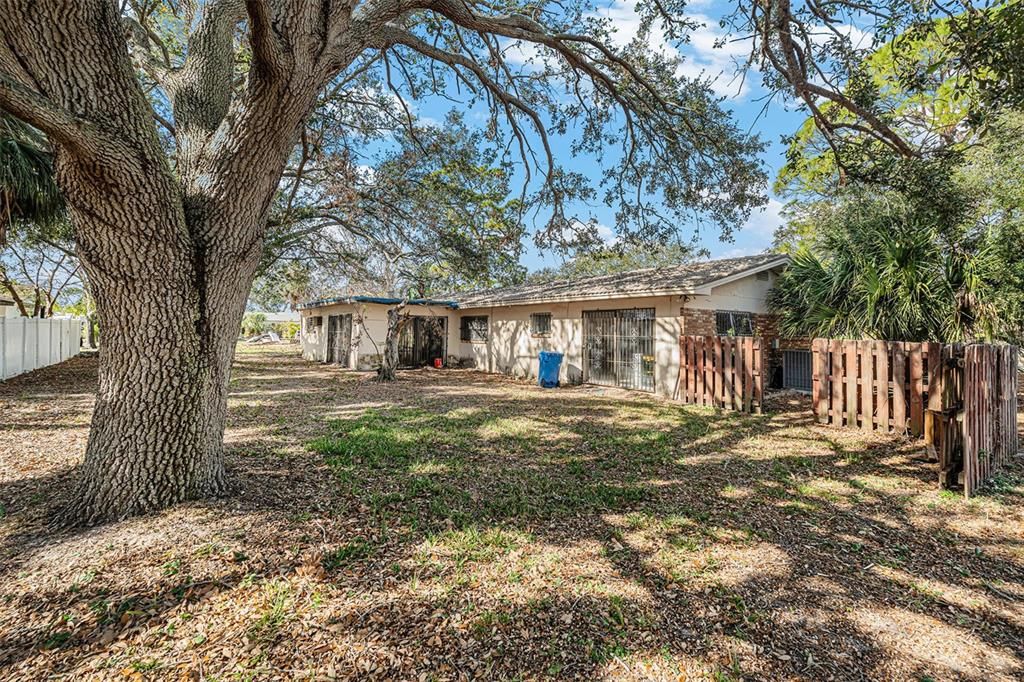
[0,317,83,381]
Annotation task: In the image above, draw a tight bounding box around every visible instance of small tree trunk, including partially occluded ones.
[86,312,98,349]
[377,304,409,382]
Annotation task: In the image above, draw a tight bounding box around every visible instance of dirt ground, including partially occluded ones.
[1,345,1023,681]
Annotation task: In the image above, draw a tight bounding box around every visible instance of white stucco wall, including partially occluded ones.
[299,302,459,368]
[296,268,779,397]
[457,295,684,397]
[685,270,778,314]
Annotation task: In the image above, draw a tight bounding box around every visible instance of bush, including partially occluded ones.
[241,312,268,337]
[272,321,300,340]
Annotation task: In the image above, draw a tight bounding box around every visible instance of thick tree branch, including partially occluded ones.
[0,73,122,158]
[245,0,288,80]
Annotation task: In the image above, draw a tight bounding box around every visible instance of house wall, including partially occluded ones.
[455,271,782,398]
[299,302,459,369]
[296,269,783,398]
[457,295,684,397]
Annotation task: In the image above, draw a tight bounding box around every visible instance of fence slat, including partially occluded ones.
[844,343,858,428]
[678,335,763,414]
[753,339,763,414]
[705,336,715,407]
[830,340,843,427]
[859,340,873,432]
[812,339,825,423]
[733,339,743,412]
[691,335,699,404]
[909,343,924,436]
[744,338,754,413]
[875,340,890,431]
[892,343,907,434]
[0,317,82,382]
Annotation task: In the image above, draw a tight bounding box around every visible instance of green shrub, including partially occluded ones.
[241,312,268,337]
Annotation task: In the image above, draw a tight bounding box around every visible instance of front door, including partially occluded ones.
[326,314,352,367]
[583,308,655,392]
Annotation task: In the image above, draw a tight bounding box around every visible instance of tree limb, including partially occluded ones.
[0,73,122,159]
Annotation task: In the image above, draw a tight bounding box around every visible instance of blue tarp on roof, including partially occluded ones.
[297,296,458,310]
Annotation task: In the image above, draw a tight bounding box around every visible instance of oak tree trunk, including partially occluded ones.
[0,0,377,522]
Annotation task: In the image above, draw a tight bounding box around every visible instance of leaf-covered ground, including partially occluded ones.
[1,345,1023,680]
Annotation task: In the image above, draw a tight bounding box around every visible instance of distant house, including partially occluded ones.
[260,310,301,325]
[298,254,793,398]
[0,296,18,319]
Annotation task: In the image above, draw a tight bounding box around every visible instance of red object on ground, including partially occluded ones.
[433,358,443,368]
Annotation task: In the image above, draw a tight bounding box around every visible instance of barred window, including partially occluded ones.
[460,315,489,342]
[530,312,552,336]
[306,316,323,332]
[715,311,754,336]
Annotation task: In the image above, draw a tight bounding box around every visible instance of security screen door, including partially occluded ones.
[582,308,656,392]
[325,314,352,367]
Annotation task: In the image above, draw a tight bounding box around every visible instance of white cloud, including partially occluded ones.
[719,245,763,258]
[675,14,754,99]
[595,222,617,244]
[501,39,544,66]
[742,197,785,239]
[588,1,755,99]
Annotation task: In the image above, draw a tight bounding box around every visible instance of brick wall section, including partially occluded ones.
[680,307,812,386]
[679,307,717,336]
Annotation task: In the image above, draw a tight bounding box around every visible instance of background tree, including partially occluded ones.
[0,222,81,318]
[767,189,998,341]
[240,312,268,338]
[769,110,1024,342]
[746,0,1024,342]
[264,115,527,301]
[0,112,63,248]
[734,0,1022,173]
[0,0,766,522]
[525,238,695,284]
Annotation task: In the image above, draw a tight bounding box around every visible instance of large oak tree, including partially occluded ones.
[0,0,764,523]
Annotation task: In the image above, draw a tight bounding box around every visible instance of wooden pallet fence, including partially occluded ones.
[813,338,1020,496]
[963,344,1019,498]
[678,335,763,413]
[811,339,945,435]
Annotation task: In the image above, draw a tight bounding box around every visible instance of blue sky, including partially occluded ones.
[399,0,811,274]
[504,0,808,271]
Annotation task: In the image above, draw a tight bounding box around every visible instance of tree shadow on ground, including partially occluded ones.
[1,347,1023,680]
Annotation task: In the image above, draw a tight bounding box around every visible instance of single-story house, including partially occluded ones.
[0,296,19,319]
[298,253,798,398]
[258,310,301,325]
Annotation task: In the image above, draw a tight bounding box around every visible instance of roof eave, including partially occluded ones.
[297,296,459,310]
[460,255,791,308]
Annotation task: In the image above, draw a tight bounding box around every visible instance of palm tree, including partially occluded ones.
[768,190,997,342]
[0,113,63,247]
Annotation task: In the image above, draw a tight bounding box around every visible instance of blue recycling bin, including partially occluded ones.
[538,351,563,388]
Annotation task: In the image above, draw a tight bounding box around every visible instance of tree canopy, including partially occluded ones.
[0,0,771,522]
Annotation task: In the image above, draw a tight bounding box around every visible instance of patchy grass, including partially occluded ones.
[0,345,1023,681]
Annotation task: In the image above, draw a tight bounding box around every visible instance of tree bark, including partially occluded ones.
[378,304,409,382]
[0,0,334,523]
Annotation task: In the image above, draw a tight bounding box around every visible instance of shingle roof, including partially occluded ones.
[456,253,789,308]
